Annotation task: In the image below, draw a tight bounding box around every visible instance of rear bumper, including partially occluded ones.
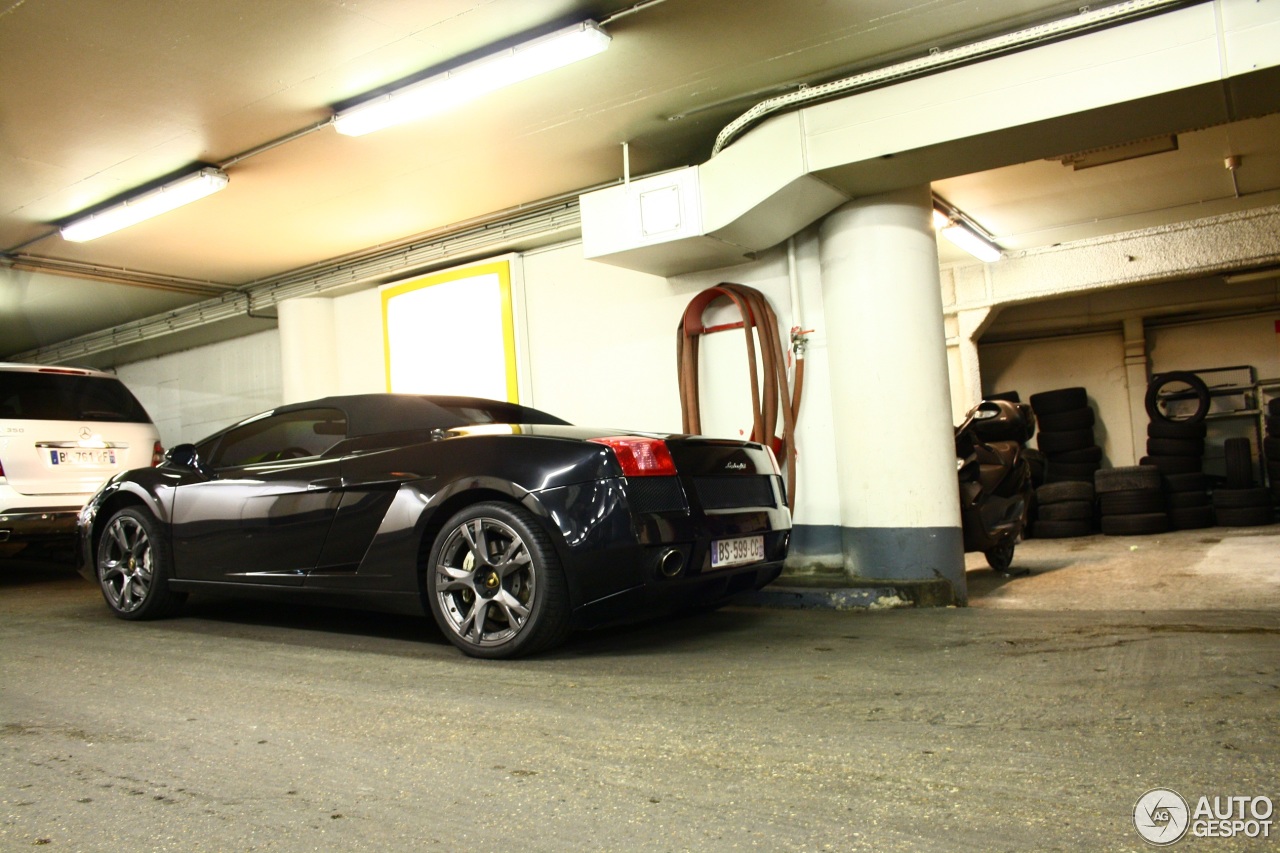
[0,507,81,561]
[571,558,786,630]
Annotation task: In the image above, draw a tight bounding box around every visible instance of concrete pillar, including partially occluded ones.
[278,297,339,404]
[818,186,965,603]
[955,306,993,411]
[1122,316,1150,465]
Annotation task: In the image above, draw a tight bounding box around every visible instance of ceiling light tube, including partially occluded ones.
[939,221,1003,263]
[932,197,1002,263]
[334,20,611,137]
[61,168,229,242]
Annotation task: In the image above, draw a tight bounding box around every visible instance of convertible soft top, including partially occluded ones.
[271,393,570,437]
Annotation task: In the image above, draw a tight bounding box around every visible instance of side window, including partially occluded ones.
[207,408,348,468]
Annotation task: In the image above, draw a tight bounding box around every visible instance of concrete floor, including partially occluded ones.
[2,527,1277,851]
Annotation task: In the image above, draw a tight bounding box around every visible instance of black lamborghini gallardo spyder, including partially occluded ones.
[77,394,791,658]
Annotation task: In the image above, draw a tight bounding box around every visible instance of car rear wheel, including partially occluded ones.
[96,507,186,620]
[427,502,570,659]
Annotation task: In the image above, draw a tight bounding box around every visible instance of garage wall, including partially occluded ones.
[519,243,684,431]
[1149,312,1280,474]
[1148,314,1280,379]
[974,312,1280,469]
[114,329,282,448]
[979,330,1135,465]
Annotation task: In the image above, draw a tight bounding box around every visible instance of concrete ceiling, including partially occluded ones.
[2,0,1279,361]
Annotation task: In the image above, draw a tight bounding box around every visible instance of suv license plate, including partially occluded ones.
[50,449,117,466]
[710,535,764,569]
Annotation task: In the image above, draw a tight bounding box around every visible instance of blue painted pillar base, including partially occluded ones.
[778,523,966,608]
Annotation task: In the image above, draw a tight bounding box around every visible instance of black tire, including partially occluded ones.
[1031,519,1093,539]
[1267,416,1280,436]
[1145,371,1211,425]
[1099,488,1166,516]
[1269,397,1280,418]
[1163,472,1208,493]
[1146,437,1205,457]
[984,536,1016,573]
[1046,460,1101,480]
[1037,428,1096,455]
[1223,437,1255,489]
[1036,406,1095,432]
[1094,465,1161,494]
[1214,505,1275,527]
[1037,500,1094,521]
[1147,419,1207,439]
[95,507,187,620]
[1030,387,1088,416]
[1044,469,1095,484]
[1140,454,1202,476]
[1037,481,1095,504]
[1168,505,1215,530]
[1167,490,1210,509]
[1100,512,1169,536]
[1264,435,1280,459]
[426,501,571,659]
[1052,444,1103,464]
[1211,486,1271,509]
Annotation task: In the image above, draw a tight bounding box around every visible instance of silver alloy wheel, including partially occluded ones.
[99,514,154,613]
[433,516,536,648]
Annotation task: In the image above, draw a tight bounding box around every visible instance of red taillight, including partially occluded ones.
[589,437,677,477]
[152,441,164,467]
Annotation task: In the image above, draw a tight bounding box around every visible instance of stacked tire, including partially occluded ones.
[1029,387,1102,484]
[1032,481,1094,539]
[1143,371,1213,529]
[1213,436,1274,527]
[1165,472,1215,530]
[1095,465,1168,536]
[1141,372,1210,478]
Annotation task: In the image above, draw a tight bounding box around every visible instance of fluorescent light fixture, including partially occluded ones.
[61,168,229,242]
[334,20,611,137]
[939,222,1002,263]
[932,197,1002,263]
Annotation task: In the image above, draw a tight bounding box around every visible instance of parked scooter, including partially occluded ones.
[956,399,1036,574]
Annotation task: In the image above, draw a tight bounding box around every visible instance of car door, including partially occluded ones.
[169,407,348,585]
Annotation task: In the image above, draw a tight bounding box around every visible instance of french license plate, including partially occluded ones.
[50,449,117,466]
[710,534,764,569]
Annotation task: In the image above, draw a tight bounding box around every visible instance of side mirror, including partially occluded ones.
[164,443,213,477]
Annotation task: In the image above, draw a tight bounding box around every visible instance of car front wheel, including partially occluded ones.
[96,507,186,620]
[427,501,570,659]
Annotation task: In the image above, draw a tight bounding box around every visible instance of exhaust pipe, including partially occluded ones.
[658,548,684,578]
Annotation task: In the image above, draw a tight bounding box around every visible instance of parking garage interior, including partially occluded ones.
[3,0,1279,848]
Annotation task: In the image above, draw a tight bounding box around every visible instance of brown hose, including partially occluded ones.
[677,283,802,512]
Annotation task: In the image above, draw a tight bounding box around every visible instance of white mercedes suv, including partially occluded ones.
[1,363,161,562]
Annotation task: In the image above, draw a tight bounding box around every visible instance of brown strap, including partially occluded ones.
[677,283,802,512]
